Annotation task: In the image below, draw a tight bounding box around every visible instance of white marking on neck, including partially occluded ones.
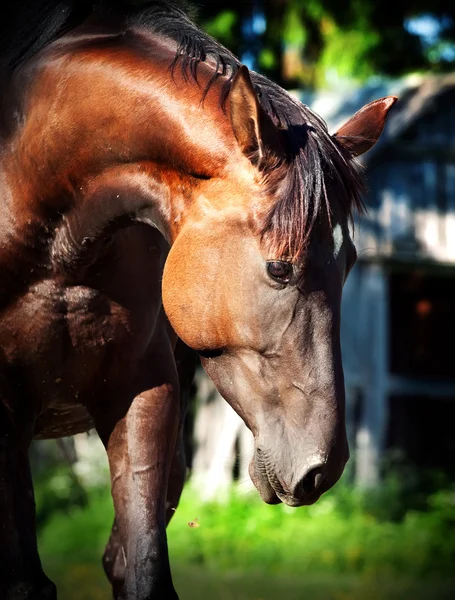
[332,223,344,259]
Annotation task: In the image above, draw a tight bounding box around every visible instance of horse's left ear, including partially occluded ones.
[333,96,398,157]
[229,65,284,167]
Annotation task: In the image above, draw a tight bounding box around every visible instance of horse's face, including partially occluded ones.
[164,211,354,506]
[163,68,396,507]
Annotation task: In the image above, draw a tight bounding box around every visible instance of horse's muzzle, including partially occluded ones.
[249,447,344,507]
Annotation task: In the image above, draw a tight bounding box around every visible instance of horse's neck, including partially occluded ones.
[1,35,236,269]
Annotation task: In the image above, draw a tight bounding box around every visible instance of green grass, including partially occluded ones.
[175,569,455,600]
[167,483,455,577]
[40,560,455,600]
[37,482,455,599]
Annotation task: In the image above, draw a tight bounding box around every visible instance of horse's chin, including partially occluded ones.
[257,483,282,505]
[256,482,322,507]
[276,490,321,507]
[249,455,281,504]
[249,452,325,508]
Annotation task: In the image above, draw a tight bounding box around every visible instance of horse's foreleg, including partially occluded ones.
[165,431,186,525]
[102,517,126,600]
[166,340,196,525]
[0,405,56,600]
[102,338,195,599]
[96,362,180,600]
[103,431,186,600]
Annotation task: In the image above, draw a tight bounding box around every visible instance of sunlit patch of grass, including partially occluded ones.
[167,483,455,578]
[37,480,455,599]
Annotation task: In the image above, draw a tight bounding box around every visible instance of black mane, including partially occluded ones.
[1,1,89,74]
[0,1,212,75]
[1,0,364,261]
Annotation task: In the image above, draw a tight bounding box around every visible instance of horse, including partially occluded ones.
[0,1,396,598]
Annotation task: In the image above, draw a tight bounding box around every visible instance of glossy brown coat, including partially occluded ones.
[0,3,396,599]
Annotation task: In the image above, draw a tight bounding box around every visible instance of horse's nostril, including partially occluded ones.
[299,466,325,495]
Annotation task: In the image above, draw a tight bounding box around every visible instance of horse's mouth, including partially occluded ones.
[249,449,326,508]
[263,478,325,507]
[275,488,322,507]
[249,449,281,504]
[258,484,282,505]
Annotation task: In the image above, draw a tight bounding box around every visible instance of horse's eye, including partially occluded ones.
[266,261,292,284]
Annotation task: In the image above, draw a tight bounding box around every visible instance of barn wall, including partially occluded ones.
[342,263,389,486]
[357,97,455,264]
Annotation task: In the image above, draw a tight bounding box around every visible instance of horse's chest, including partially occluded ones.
[0,279,153,405]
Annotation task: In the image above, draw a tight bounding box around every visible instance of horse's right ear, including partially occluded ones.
[229,65,284,167]
[333,96,397,157]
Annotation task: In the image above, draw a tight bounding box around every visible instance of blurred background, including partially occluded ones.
[33,1,455,599]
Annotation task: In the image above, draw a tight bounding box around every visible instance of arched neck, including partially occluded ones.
[1,36,240,249]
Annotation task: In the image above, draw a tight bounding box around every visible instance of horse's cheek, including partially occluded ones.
[162,236,223,351]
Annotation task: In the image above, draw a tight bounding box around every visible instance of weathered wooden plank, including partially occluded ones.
[354,264,389,487]
[445,163,455,259]
[388,375,455,398]
[362,158,455,262]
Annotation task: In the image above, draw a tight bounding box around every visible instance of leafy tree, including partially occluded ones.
[194,0,455,88]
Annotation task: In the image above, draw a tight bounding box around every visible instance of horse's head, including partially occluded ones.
[163,67,396,506]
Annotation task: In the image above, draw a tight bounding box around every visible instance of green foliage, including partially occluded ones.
[33,465,89,528]
[168,478,455,578]
[319,25,380,84]
[283,6,307,47]
[38,488,114,564]
[35,473,455,578]
[202,10,238,49]
[36,475,455,599]
[258,47,277,70]
[195,0,455,89]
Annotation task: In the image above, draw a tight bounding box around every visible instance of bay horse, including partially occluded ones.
[0,1,396,598]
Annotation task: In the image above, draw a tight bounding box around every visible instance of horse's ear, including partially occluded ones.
[333,96,398,157]
[229,65,284,167]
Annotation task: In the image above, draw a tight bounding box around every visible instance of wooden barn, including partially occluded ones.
[190,74,455,495]
[340,73,455,485]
